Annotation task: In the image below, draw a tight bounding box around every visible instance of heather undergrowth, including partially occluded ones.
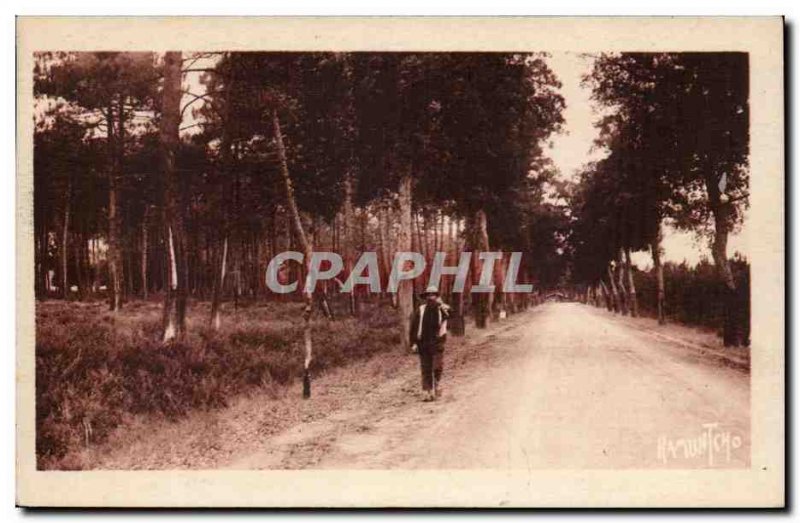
[35,298,399,469]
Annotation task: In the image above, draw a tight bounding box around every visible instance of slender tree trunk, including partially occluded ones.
[710,200,742,346]
[90,237,99,293]
[106,104,123,311]
[209,56,235,327]
[422,211,431,264]
[495,253,508,318]
[254,230,263,299]
[34,223,41,298]
[160,51,189,342]
[651,225,666,325]
[606,265,620,313]
[441,216,452,297]
[342,173,357,315]
[616,252,628,315]
[233,244,241,311]
[273,110,316,398]
[431,211,437,254]
[413,211,426,297]
[162,225,178,339]
[702,173,743,346]
[35,220,47,299]
[73,231,85,300]
[383,204,398,308]
[599,280,611,310]
[120,97,131,304]
[479,211,494,321]
[624,247,638,317]
[210,237,228,329]
[376,203,388,301]
[125,235,133,300]
[60,178,71,299]
[449,217,466,336]
[332,213,339,254]
[82,231,91,296]
[438,212,445,253]
[473,209,492,328]
[141,207,149,300]
[232,145,243,311]
[76,228,90,299]
[397,174,414,351]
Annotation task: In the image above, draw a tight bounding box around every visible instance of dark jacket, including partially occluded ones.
[410,302,450,346]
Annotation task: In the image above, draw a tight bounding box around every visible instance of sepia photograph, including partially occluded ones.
[15,17,784,507]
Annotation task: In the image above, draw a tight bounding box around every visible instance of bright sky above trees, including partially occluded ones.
[545,51,748,267]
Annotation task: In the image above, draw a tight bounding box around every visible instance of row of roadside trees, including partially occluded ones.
[569,52,750,346]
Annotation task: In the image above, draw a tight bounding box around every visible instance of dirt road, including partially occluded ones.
[92,302,749,470]
[219,302,749,470]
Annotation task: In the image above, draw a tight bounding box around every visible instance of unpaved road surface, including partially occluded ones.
[221,302,749,470]
[93,302,748,470]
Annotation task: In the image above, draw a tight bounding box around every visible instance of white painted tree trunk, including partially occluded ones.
[624,247,638,317]
[273,111,316,398]
[160,51,188,343]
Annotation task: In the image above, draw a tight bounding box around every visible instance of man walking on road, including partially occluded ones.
[410,285,450,402]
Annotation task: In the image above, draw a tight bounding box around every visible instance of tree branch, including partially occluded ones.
[725,192,750,204]
[181,52,222,70]
[179,122,206,132]
[182,68,218,74]
[180,91,213,119]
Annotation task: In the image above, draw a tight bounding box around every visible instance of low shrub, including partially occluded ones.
[633,255,750,342]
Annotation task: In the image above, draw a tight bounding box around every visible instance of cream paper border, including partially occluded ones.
[15,16,785,507]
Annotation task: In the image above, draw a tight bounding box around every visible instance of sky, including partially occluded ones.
[544,52,749,269]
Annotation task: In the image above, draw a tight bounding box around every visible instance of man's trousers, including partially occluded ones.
[418,341,445,392]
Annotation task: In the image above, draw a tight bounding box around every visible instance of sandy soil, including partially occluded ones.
[88,303,749,470]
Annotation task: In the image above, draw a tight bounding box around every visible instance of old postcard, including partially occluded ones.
[16,16,784,507]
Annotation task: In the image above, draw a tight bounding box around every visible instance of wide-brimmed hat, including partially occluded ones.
[420,285,440,298]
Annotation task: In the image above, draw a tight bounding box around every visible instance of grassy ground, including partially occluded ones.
[35,297,399,469]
